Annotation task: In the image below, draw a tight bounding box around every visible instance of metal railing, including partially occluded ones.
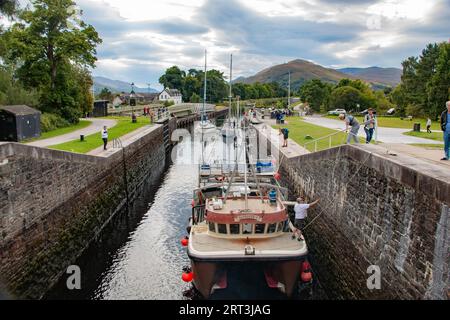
[303,128,348,152]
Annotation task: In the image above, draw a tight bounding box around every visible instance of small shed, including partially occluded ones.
[0,105,41,142]
[91,100,109,117]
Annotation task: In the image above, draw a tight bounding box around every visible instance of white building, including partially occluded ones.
[158,88,182,105]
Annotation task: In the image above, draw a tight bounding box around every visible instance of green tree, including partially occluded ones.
[298,79,332,112]
[427,42,450,119]
[5,0,101,122]
[329,86,365,111]
[159,66,186,91]
[98,87,113,101]
[190,92,200,103]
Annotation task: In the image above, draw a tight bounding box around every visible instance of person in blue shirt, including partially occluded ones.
[441,101,450,161]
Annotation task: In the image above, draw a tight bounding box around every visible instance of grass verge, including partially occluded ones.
[23,120,91,142]
[273,116,365,152]
[403,130,443,142]
[49,116,151,154]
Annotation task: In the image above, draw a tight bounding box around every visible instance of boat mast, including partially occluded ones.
[201,49,207,165]
[287,70,291,109]
[243,112,248,210]
[228,54,232,122]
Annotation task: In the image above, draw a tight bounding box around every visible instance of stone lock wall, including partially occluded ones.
[280,145,449,300]
[0,125,167,299]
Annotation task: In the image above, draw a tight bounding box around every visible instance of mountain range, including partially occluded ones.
[237,59,401,90]
[93,76,158,94]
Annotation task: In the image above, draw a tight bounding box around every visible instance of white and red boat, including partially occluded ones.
[185,175,312,298]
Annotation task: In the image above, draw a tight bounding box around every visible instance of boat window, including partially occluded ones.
[255,224,265,234]
[208,221,216,232]
[229,224,240,234]
[218,224,227,234]
[267,223,277,233]
[242,223,253,234]
[276,222,284,232]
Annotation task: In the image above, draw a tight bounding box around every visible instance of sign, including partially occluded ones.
[234,215,262,222]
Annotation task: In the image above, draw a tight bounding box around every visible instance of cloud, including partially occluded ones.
[71,0,449,88]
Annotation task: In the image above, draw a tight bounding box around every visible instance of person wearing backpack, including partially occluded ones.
[363,108,376,143]
[279,127,289,147]
[339,113,360,144]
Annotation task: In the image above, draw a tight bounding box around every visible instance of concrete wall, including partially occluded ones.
[0,124,168,298]
[280,144,449,299]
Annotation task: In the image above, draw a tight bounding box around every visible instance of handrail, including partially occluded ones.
[303,128,348,152]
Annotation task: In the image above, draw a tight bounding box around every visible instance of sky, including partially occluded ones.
[17,0,450,89]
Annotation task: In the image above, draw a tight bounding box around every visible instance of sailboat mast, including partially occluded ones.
[288,70,291,109]
[203,50,207,118]
[228,54,232,120]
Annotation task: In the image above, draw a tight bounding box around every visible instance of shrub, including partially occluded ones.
[40,113,70,132]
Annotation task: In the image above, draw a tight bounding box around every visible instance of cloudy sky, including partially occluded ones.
[72,0,449,89]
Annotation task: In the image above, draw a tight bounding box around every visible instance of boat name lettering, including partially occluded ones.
[234,215,262,222]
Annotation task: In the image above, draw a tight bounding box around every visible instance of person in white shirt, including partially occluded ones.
[101,126,108,150]
[426,118,432,134]
[293,196,320,241]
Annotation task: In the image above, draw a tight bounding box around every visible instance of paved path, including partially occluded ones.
[378,143,450,168]
[26,118,117,147]
[301,116,440,144]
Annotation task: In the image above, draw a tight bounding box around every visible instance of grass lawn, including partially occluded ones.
[325,115,441,130]
[23,120,91,142]
[403,130,443,142]
[49,116,151,154]
[409,143,444,149]
[273,116,365,152]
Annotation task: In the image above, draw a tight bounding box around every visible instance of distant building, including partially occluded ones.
[0,105,41,141]
[158,88,182,105]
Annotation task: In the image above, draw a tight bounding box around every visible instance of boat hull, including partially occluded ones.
[190,259,305,299]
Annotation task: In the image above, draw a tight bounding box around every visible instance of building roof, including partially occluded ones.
[0,105,41,116]
[161,88,182,97]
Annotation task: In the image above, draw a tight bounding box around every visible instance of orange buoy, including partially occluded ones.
[181,237,189,247]
[274,172,281,181]
[301,271,312,282]
[182,272,194,282]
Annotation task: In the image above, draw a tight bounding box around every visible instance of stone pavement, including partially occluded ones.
[378,143,450,168]
[26,118,117,147]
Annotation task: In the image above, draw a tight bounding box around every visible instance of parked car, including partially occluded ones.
[359,109,377,115]
[386,108,395,115]
[328,109,346,115]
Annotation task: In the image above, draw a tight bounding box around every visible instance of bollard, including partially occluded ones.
[413,123,420,132]
[80,134,84,141]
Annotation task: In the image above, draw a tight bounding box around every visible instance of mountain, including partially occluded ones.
[238,59,354,90]
[93,76,158,94]
[337,67,401,87]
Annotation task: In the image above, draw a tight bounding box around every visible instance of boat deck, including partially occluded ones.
[189,223,307,261]
[206,198,283,214]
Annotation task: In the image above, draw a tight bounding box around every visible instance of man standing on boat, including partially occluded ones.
[293,197,320,240]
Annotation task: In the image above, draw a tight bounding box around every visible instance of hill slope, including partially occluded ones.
[239,59,353,90]
[337,67,401,87]
[93,76,158,94]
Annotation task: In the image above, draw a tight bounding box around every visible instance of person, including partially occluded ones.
[339,113,360,144]
[363,108,376,144]
[426,118,432,134]
[101,125,108,150]
[293,197,320,241]
[440,101,450,161]
[279,127,289,147]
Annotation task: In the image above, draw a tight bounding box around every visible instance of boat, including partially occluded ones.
[184,117,311,299]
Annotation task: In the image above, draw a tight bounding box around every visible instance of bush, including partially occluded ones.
[40,113,70,132]
[405,104,424,118]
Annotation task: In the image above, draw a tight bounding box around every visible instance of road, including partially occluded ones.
[301,116,441,144]
[26,118,117,147]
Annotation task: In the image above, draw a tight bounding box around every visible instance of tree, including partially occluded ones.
[5,0,101,122]
[298,79,332,112]
[190,92,200,103]
[98,87,113,102]
[329,86,365,111]
[427,42,450,119]
[159,66,185,91]
[0,0,18,17]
